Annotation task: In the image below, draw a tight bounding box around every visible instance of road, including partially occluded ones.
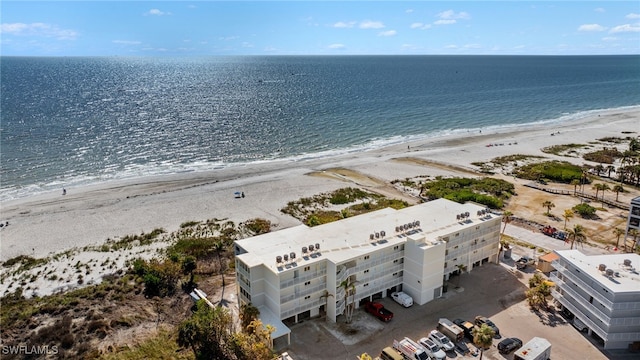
[503,224,611,256]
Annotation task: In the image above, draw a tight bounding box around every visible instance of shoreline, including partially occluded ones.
[1,107,639,264]
[2,105,638,204]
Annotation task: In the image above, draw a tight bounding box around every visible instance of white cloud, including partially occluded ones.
[359,20,385,29]
[378,30,397,37]
[434,19,457,25]
[219,36,239,41]
[578,24,607,32]
[406,9,413,14]
[513,45,526,50]
[626,13,640,19]
[601,37,617,42]
[410,22,431,30]
[242,42,254,48]
[333,21,355,28]
[145,9,171,16]
[444,44,458,49]
[112,40,141,45]
[609,24,640,33]
[594,8,605,13]
[0,22,78,40]
[464,43,481,49]
[328,43,346,49]
[437,10,470,20]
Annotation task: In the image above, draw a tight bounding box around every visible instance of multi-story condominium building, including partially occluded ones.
[550,250,640,350]
[234,199,501,345]
[625,196,640,251]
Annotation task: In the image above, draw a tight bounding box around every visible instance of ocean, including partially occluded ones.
[1,55,639,202]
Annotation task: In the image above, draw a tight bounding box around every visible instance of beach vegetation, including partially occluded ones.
[420,177,514,209]
[242,218,272,235]
[489,154,545,167]
[512,160,584,183]
[572,203,597,218]
[1,255,49,273]
[99,326,192,360]
[134,258,181,298]
[181,221,201,228]
[597,136,628,144]
[541,143,588,156]
[583,148,623,164]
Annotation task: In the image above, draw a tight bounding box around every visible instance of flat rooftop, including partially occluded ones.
[555,250,640,294]
[235,199,498,273]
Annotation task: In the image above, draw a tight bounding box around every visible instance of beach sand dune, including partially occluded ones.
[1,108,639,264]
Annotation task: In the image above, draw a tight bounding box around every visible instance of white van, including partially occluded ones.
[391,291,413,307]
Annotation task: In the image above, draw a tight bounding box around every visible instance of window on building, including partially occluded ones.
[363,283,369,287]
[444,262,448,268]
[305,295,311,300]
[304,266,310,271]
[454,245,459,249]
[304,281,311,286]
[393,272,398,277]
[394,259,399,264]
[364,255,370,260]
[445,250,448,255]
[455,233,459,237]
[394,245,399,250]
[442,237,449,242]
[364,269,369,274]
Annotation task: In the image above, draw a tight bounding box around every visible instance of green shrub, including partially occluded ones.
[572,203,597,218]
[513,161,584,183]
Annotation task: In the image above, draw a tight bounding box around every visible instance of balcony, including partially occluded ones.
[281,298,324,319]
[280,282,327,304]
[550,273,611,326]
[552,263,614,309]
[552,289,608,340]
[280,268,327,289]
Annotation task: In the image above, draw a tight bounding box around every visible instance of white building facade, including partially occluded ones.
[625,196,640,251]
[550,250,640,350]
[234,199,501,344]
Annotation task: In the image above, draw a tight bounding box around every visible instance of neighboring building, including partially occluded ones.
[625,196,640,251]
[234,199,501,345]
[550,250,640,350]
[536,252,559,274]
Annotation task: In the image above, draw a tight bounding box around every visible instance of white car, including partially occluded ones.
[419,337,446,360]
[428,330,455,352]
[391,291,413,307]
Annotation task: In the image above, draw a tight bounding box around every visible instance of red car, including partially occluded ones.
[364,301,394,322]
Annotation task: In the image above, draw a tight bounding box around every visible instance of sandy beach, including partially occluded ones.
[1,107,639,297]
[2,107,639,262]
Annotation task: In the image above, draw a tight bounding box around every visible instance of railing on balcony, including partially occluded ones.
[280,268,327,289]
[550,273,611,326]
[280,283,326,304]
[335,252,404,287]
[281,298,324,319]
[553,262,614,309]
[552,289,608,340]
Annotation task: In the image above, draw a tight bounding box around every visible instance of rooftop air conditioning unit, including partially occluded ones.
[290,252,296,261]
[380,230,385,237]
[416,220,420,226]
[395,226,400,232]
[276,255,282,264]
[309,244,314,252]
[283,254,289,262]
[302,246,308,254]
[456,214,461,220]
[375,232,380,239]
[598,264,606,272]
[465,211,470,217]
[605,269,614,277]
[624,259,632,267]
[370,234,375,240]
[315,243,320,251]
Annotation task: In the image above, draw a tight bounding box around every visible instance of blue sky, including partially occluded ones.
[1,1,639,56]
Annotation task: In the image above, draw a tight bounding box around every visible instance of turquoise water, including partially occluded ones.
[1,55,639,201]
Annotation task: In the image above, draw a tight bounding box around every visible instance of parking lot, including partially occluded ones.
[281,261,609,360]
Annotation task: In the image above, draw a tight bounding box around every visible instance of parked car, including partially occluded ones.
[497,337,523,354]
[516,256,535,270]
[428,330,455,352]
[391,291,413,307]
[474,316,500,338]
[454,340,472,356]
[418,337,446,360]
[364,301,393,322]
[572,317,588,332]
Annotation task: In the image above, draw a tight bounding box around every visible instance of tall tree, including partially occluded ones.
[501,210,513,235]
[542,200,555,216]
[613,228,625,249]
[240,303,260,331]
[613,184,624,202]
[570,179,581,195]
[566,224,587,250]
[178,300,234,360]
[628,229,639,253]
[182,255,197,289]
[607,165,616,178]
[212,240,226,286]
[600,183,611,203]
[455,264,467,287]
[592,183,602,199]
[339,278,357,324]
[563,209,574,230]
[472,324,495,360]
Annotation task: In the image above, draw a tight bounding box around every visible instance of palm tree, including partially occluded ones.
[613,184,624,201]
[607,165,616,178]
[566,224,587,250]
[212,240,226,286]
[319,290,334,321]
[563,209,574,230]
[472,324,495,360]
[339,278,357,324]
[627,229,639,253]
[571,179,581,195]
[592,183,602,199]
[600,183,611,203]
[182,255,197,288]
[613,228,625,249]
[542,200,555,216]
[594,164,605,176]
[501,210,512,235]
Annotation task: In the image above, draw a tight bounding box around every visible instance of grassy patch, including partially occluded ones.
[1,255,49,274]
[98,327,193,360]
[420,177,515,209]
[582,148,624,164]
[242,218,272,235]
[512,160,584,184]
[541,143,588,156]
